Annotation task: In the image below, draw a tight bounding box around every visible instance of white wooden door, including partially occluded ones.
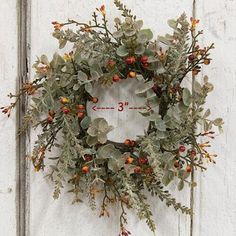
[0,0,236,236]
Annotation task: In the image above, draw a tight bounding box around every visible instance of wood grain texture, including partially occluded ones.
[0,1,18,235]
[28,1,193,236]
[193,0,236,236]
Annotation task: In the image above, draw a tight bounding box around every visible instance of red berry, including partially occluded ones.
[84,154,93,162]
[107,59,116,68]
[47,115,53,124]
[174,161,180,168]
[190,149,197,158]
[140,55,148,64]
[138,157,148,165]
[125,56,136,65]
[134,166,142,174]
[179,145,186,152]
[113,74,120,82]
[186,165,192,173]
[61,107,70,114]
[91,97,98,103]
[142,63,149,69]
[82,166,90,174]
[188,54,195,61]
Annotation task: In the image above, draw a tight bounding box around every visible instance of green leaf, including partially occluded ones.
[182,88,191,106]
[73,83,80,91]
[157,36,170,45]
[113,30,123,39]
[135,44,145,55]
[178,180,184,191]
[108,158,125,173]
[137,29,153,43]
[213,118,224,126]
[168,19,177,29]
[162,170,174,186]
[77,71,88,81]
[97,144,121,159]
[116,45,129,57]
[203,109,211,118]
[134,20,143,30]
[59,38,67,49]
[124,29,136,37]
[193,80,202,94]
[80,116,91,130]
[86,136,97,146]
[85,82,93,94]
[74,52,82,64]
[135,81,154,95]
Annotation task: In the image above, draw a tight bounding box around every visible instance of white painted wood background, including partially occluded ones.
[0,0,236,235]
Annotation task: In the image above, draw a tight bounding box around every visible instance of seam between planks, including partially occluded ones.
[190,1,197,236]
[16,0,30,236]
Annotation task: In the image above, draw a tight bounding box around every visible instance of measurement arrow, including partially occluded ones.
[129,104,152,111]
[92,105,115,111]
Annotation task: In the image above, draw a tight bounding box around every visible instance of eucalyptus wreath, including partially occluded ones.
[1,1,223,235]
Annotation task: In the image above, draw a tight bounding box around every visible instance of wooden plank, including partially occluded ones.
[16,1,31,236]
[0,1,18,235]
[193,0,236,235]
[28,1,193,235]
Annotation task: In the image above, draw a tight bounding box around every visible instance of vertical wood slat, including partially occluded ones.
[190,1,196,236]
[0,1,18,235]
[16,0,30,236]
[193,0,236,235]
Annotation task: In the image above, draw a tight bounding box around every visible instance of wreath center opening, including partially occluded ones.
[86,79,150,143]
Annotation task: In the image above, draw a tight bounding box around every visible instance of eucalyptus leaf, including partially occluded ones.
[80,116,91,130]
[182,88,192,107]
[116,45,129,57]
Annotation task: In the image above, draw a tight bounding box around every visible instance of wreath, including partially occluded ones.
[1,1,223,235]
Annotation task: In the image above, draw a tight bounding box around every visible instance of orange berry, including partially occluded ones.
[186,165,192,173]
[78,112,85,119]
[82,166,90,174]
[77,104,85,110]
[60,97,70,104]
[128,71,136,78]
[204,59,211,65]
[192,69,199,76]
[124,139,131,146]
[91,97,98,103]
[126,156,134,164]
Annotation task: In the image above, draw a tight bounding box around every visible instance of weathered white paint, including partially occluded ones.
[2,0,236,235]
[29,1,192,236]
[0,1,18,235]
[193,0,236,236]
